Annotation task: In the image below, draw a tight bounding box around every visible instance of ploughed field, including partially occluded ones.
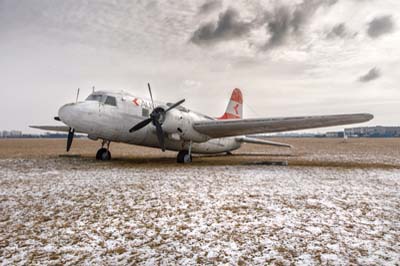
[0,138,399,265]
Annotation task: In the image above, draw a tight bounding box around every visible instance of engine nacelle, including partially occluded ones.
[162,109,210,142]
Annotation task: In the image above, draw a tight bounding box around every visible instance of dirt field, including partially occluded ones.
[1,138,400,168]
[0,138,399,265]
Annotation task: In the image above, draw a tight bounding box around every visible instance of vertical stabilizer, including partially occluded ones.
[219,88,243,119]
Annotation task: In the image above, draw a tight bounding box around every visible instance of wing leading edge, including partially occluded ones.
[194,113,373,138]
[29,125,84,134]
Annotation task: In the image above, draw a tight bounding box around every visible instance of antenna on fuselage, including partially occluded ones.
[148,83,155,110]
[76,88,80,103]
[92,86,95,93]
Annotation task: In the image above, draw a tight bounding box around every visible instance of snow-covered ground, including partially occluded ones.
[1,158,399,265]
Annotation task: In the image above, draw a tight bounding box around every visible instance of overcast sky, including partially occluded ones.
[0,0,399,133]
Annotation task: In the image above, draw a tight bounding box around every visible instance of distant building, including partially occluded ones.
[1,130,24,138]
[326,131,345,138]
[11,130,22,137]
[345,126,400,138]
[0,130,87,139]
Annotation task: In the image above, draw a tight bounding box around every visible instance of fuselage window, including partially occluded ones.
[86,94,103,102]
[104,96,117,106]
[142,108,149,117]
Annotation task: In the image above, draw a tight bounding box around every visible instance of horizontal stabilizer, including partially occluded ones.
[237,136,292,148]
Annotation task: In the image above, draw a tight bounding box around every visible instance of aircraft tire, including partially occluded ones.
[96,148,111,161]
[177,150,192,164]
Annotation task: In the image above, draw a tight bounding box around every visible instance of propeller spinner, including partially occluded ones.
[129,83,185,152]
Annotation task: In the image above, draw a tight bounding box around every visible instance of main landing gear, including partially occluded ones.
[177,150,192,163]
[177,141,193,164]
[96,140,111,161]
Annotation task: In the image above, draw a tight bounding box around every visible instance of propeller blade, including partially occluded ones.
[154,120,165,152]
[76,88,80,103]
[165,99,185,112]
[148,83,155,110]
[129,118,152,132]
[66,128,75,152]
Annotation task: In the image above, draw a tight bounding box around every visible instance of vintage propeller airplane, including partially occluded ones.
[31,84,373,163]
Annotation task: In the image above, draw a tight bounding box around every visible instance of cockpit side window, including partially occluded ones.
[86,94,103,102]
[104,96,117,106]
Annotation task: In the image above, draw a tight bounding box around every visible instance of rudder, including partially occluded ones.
[219,88,243,120]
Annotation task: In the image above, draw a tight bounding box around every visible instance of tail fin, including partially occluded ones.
[218,88,243,120]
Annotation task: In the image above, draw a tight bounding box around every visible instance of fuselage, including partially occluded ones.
[58,91,241,154]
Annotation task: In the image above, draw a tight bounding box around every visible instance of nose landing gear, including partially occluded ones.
[96,140,111,161]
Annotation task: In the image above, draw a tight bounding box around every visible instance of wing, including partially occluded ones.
[29,125,84,133]
[194,113,373,138]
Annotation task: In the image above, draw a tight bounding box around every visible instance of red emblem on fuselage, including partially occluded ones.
[133,98,140,106]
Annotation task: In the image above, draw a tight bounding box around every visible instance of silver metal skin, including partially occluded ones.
[58,91,241,154]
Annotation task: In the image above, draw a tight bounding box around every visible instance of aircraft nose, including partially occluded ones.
[58,103,76,125]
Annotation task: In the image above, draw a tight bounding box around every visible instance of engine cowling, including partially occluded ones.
[161,109,210,142]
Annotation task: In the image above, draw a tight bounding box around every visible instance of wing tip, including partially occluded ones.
[366,113,374,121]
[358,113,374,122]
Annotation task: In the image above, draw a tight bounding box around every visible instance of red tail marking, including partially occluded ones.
[220,113,240,119]
[133,98,140,106]
[218,88,243,120]
[231,88,243,104]
[233,103,239,115]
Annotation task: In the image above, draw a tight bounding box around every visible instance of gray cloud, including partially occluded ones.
[358,67,381,82]
[367,15,395,38]
[191,0,338,48]
[326,23,357,39]
[198,0,222,15]
[261,0,338,49]
[190,8,251,45]
[292,0,337,32]
[264,7,292,48]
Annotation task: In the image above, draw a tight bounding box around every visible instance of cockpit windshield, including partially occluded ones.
[85,94,117,107]
[86,94,103,102]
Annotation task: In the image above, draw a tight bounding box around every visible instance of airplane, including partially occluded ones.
[31,84,373,163]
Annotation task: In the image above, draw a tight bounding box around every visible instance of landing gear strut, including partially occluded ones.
[96,140,111,161]
[177,141,193,164]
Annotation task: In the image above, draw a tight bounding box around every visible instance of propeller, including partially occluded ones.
[147,83,155,110]
[76,88,80,103]
[66,128,75,152]
[64,89,80,152]
[129,83,185,152]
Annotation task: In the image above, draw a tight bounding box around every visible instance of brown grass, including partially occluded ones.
[0,138,399,169]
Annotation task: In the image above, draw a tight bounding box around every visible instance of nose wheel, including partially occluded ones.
[96,140,112,161]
